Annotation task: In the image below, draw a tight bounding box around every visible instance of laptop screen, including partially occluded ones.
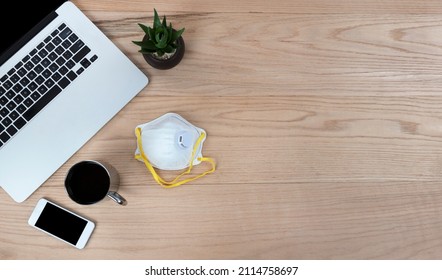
[0,0,65,62]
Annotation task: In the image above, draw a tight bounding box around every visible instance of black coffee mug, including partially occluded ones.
[65,160,127,205]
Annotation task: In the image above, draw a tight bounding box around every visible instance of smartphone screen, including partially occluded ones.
[29,199,95,249]
[35,202,88,245]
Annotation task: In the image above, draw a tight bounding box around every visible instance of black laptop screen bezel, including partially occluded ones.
[0,0,66,65]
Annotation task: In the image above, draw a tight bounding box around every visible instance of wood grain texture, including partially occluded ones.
[2,0,442,259]
[88,11,442,97]
[74,0,442,14]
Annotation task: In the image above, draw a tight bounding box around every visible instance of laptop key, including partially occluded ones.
[6,125,17,136]
[52,36,62,46]
[58,77,70,89]
[62,40,72,48]
[59,27,72,39]
[0,97,7,106]
[41,58,51,68]
[23,85,62,121]
[3,81,12,90]
[42,69,52,79]
[0,132,10,143]
[0,75,7,82]
[35,76,45,85]
[24,61,34,70]
[52,72,62,82]
[14,117,26,130]
[23,98,33,107]
[28,82,38,91]
[13,95,23,104]
[44,79,55,89]
[6,91,15,99]
[59,66,68,75]
[37,85,48,95]
[44,36,52,44]
[70,40,84,54]
[34,65,44,74]
[17,67,27,77]
[73,46,90,63]
[1,116,12,127]
[38,49,48,58]
[27,70,37,80]
[16,105,26,114]
[67,71,77,81]
[48,52,57,61]
[13,84,23,93]
[9,111,19,121]
[58,23,66,31]
[62,50,73,60]
[6,101,17,111]
[15,61,23,69]
[21,88,31,97]
[22,55,31,63]
[0,107,8,117]
[19,77,30,87]
[68,33,78,43]
[10,74,20,83]
[80,58,91,68]
[45,42,55,52]
[31,55,41,64]
[54,46,64,55]
[36,42,44,49]
[31,92,41,101]
[49,63,59,72]
[66,60,75,69]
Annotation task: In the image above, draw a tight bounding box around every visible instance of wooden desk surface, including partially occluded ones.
[2,0,442,259]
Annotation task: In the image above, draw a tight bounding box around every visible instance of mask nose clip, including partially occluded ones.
[177,130,194,149]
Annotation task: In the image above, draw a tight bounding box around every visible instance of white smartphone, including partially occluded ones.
[28,198,95,249]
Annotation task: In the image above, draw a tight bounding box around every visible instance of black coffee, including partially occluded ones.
[65,161,110,204]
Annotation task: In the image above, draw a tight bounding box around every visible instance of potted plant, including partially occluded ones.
[133,9,185,70]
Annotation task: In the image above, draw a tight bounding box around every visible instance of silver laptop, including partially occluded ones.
[0,0,149,202]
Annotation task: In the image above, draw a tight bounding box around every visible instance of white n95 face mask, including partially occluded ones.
[135,113,216,188]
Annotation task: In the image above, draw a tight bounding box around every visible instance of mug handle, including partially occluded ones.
[107,191,127,206]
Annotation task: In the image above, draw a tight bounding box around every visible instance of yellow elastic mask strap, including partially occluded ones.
[135,127,216,188]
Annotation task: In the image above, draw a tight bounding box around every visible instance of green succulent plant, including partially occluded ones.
[133,9,185,57]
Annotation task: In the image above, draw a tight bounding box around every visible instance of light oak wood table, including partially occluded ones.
[2,0,442,259]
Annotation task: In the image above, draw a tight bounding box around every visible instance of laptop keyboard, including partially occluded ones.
[0,23,98,149]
